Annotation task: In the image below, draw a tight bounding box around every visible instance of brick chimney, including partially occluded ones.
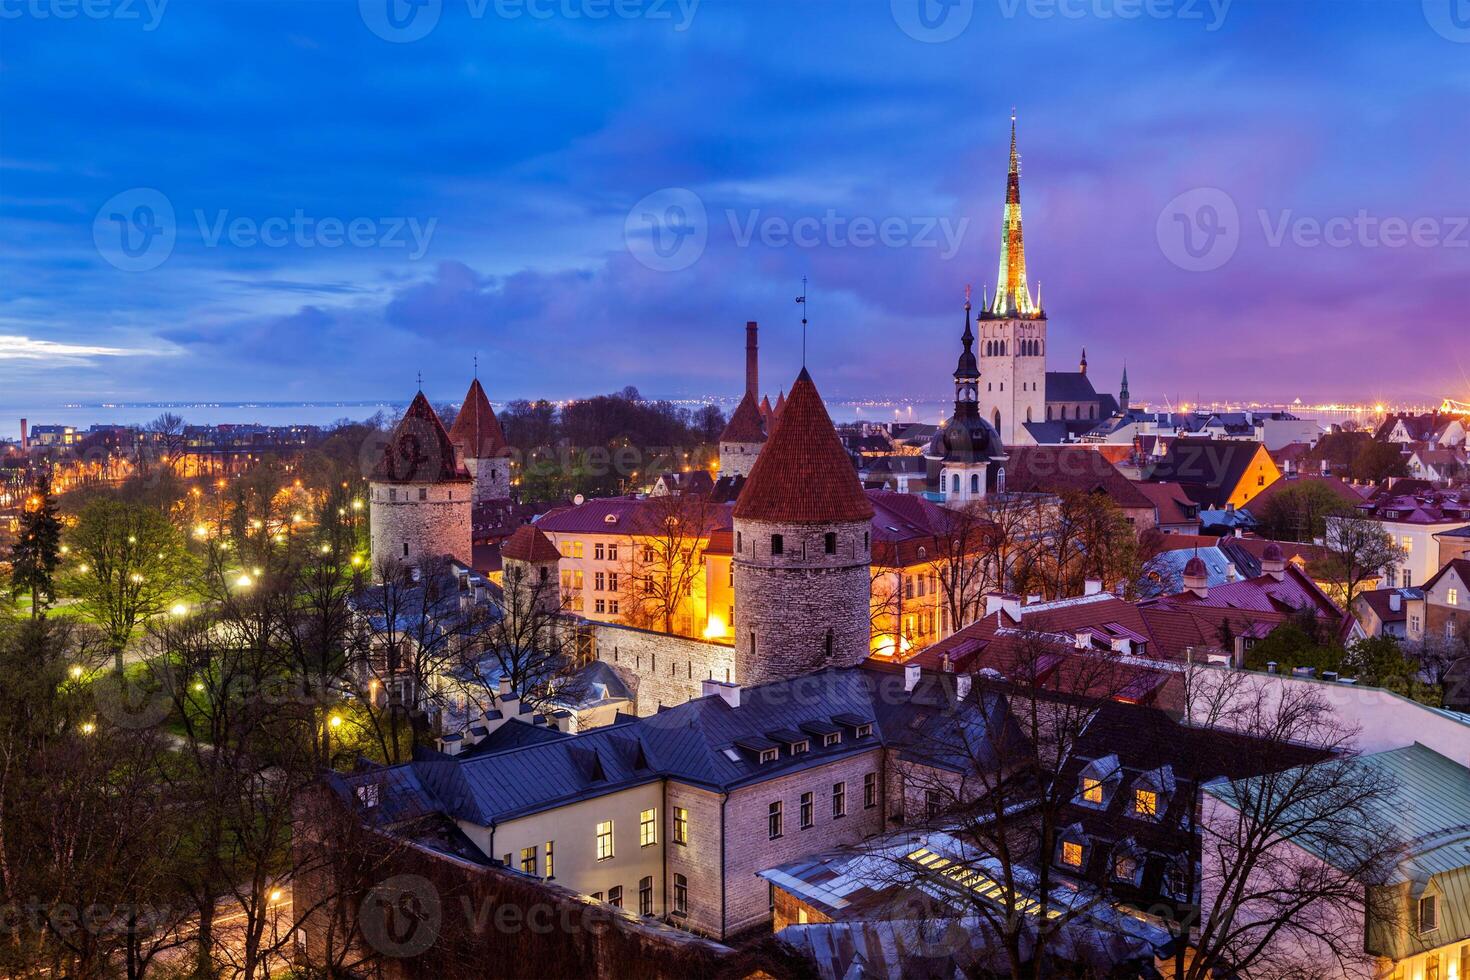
[745,321,759,401]
[19,419,27,453]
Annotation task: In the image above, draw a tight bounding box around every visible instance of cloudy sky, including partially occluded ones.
[3,0,1468,412]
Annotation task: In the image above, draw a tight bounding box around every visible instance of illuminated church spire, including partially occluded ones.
[990,111,1038,319]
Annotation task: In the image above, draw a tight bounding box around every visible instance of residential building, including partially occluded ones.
[1143,438,1282,512]
[1338,487,1470,589]
[1353,587,1421,639]
[326,664,1014,941]
[1419,559,1470,648]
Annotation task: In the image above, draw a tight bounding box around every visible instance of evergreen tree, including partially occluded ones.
[9,472,62,618]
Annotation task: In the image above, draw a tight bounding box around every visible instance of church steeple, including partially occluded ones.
[954,286,980,415]
[1120,364,1130,414]
[990,111,1038,319]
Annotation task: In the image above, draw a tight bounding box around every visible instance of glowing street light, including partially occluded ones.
[170,602,189,616]
[328,714,343,730]
[69,665,83,680]
[81,722,95,735]
[236,574,253,588]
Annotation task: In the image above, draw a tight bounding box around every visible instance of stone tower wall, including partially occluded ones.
[718,440,762,480]
[732,517,871,685]
[465,455,511,504]
[976,315,1047,444]
[369,481,473,569]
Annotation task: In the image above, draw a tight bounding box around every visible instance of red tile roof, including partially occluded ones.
[448,378,511,459]
[1132,481,1198,526]
[733,369,874,525]
[718,391,767,444]
[536,495,733,537]
[1005,446,1155,510]
[371,392,472,484]
[501,524,561,563]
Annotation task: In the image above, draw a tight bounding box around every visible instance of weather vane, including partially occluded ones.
[796,276,809,367]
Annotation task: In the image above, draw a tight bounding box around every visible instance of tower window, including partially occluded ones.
[824,532,836,555]
[402,543,409,557]
[970,474,980,494]
[952,474,960,492]
[770,533,783,555]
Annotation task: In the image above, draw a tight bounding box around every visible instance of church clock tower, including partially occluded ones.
[976,113,1047,446]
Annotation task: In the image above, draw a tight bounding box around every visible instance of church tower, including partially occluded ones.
[926,289,1007,502]
[732,369,873,685]
[976,113,1047,446]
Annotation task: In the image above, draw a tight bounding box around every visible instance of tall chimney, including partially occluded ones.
[19,419,27,453]
[745,321,759,401]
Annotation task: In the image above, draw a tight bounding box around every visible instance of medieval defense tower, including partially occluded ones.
[976,113,1047,445]
[732,368,873,685]
[368,391,474,570]
[448,377,513,504]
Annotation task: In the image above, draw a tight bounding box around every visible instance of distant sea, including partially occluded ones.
[0,397,1402,434]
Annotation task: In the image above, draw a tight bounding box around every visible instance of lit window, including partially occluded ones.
[673,806,688,845]
[640,808,657,847]
[673,873,688,916]
[1113,854,1137,882]
[596,820,614,860]
[1134,789,1159,818]
[1449,588,1459,606]
[545,841,554,878]
[1061,841,1084,867]
[1403,536,1413,553]
[768,801,782,839]
[520,845,537,874]
[800,792,814,829]
[1081,776,1104,804]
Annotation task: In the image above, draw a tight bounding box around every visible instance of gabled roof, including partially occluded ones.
[1005,446,1154,510]
[501,524,560,563]
[718,390,767,444]
[1422,558,1470,595]
[371,392,472,484]
[1148,438,1268,508]
[733,369,874,525]
[1045,371,1101,404]
[448,378,511,459]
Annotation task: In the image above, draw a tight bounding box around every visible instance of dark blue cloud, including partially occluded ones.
[1,0,1467,408]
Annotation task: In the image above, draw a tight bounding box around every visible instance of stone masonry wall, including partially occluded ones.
[590,621,736,715]
[718,440,762,480]
[721,747,885,936]
[369,480,473,568]
[466,455,511,503]
[733,517,872,686]
[664,781,727,938]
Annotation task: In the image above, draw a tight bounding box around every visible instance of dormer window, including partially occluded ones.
[823,732,841,747]
[1076,756,1121,808]
[758,748,778,764]
[790,740,809,755]
[356,783,380,808]
[1133,788,1159,818]
[855,723,872,738]
[1081,777,1104,805]
[1419,894,1438,934]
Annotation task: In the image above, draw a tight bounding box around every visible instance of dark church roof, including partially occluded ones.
[448,378,511,459]
[733,369,874,525]
[372,392,473,484]
[719,390,768,444]
[1045,371,1101,403]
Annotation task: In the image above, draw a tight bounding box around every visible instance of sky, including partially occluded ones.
[2,0,1469,414]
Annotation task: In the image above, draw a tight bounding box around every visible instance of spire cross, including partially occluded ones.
[416,370,422,390]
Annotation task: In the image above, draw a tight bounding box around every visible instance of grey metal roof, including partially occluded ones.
[337,665,1016,828]
[1045,372,1101,403]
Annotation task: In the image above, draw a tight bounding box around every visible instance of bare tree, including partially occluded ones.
[144,412,188,475]
[1316,515,1405,609]
[618,491,714,637]
[456,561,585,717]
[1180,668,1404,980]
[349,557,494,763]
[884,631,1144,978]
[929,498,1007,637]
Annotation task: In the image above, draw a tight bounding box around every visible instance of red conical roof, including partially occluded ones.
[773,389,787,420]
[448,378,511,459]
[733,369,873,524]
[502,524,560,563]
[372,392,472,484]
[719,391,767,444]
